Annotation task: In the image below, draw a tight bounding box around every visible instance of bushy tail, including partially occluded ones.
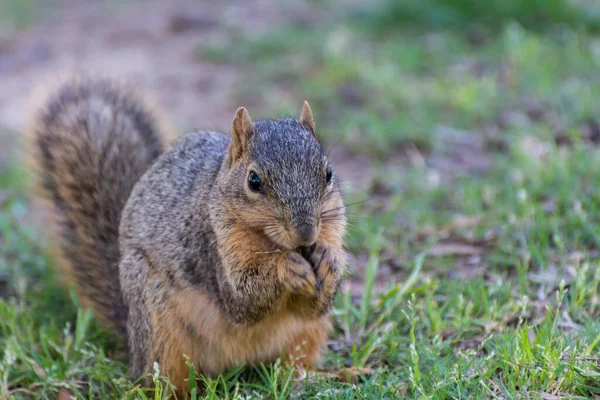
[25,75,177,337]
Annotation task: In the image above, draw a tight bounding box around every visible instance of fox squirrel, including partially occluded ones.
[25,75,347,392]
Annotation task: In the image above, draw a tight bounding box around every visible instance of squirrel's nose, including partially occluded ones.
[292,223,318,247]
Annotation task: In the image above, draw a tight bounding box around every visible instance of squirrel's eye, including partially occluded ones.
[325,166,333,185]
[248,171,262,192]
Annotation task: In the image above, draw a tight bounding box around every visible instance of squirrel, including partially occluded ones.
[25,75,347,392]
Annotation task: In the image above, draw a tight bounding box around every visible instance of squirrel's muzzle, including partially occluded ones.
[291,222,319,247]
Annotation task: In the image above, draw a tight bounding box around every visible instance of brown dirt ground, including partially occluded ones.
[0,0,316,135]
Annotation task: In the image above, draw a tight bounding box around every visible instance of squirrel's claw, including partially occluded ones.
[281,252,318,297]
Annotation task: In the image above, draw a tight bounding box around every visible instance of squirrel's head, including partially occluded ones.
[216,102,345,250]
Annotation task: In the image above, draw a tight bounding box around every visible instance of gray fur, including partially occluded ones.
[30,76,345,385]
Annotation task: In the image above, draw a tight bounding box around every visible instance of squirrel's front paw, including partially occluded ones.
[279,252,317,297]
[304,245,343,310]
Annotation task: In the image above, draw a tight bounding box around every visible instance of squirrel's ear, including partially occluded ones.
[231,107,254,162]
[299,101,316,137]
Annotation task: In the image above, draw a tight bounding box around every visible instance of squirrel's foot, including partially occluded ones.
[279,252,318,297]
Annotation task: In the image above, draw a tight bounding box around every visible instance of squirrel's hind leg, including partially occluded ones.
[120,249,199,395]
[283,316,331,376]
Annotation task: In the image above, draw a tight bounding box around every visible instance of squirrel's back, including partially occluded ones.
[25,75,177,336]
[119,131,229,298]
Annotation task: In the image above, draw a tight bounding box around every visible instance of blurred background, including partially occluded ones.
[2,0,600,398]
[2,0,600,293]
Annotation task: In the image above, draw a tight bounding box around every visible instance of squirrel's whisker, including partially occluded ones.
[254,249,283,254]
[321,200,366,216]
[322,215,345,221]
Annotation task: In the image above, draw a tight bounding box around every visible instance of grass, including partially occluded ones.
[351,0,600,34]
[3,0,600,398]
[0,0,39,36]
